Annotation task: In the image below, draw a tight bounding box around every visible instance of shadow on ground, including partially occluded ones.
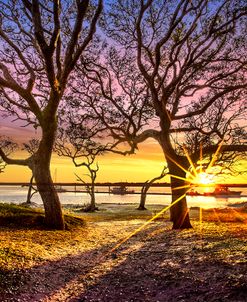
[1,220,247,302]
[71,222,247,302]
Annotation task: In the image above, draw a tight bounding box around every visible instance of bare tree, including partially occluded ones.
[22,139,39,205]
[0,136,17,172]
[0,0,103,229]
[74,157,99,212]
[138,167,168,211]
[69,0,247,229]
[55,127,104,212]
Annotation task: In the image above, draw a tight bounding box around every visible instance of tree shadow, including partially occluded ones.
[0,242,112,302]
[1,221,246,302]
[0,222,166,302]
[69,223,247,302]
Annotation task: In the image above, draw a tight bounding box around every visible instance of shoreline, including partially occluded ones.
[1,200,247,211]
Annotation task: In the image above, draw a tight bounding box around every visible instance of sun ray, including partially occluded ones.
[182,144,198,177]
[229,208,246,222]
[212,208,222,223]
[171,184,191,191]
[200,142,203,174]
[105,193,187,257]
[206,138,224,173]
[168,173,189,182]
[199,207,202,238]
[165,153,192,176]
[179,208,190,229]
[198,206,205,249]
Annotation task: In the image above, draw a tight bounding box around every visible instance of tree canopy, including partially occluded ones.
[0,0,103,229]
[66,0,247,228]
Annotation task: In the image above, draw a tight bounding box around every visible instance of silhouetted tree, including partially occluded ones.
[55,127,104,212]
[0,0,103,229]
[22,139,39,204]
[74,158,99,212]
[70,0,247,229]
[138,167,168,211]
[0,137,17,173]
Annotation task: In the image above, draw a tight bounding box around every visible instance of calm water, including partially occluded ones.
[0,186,247,209]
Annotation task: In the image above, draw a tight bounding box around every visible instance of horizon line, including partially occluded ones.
[0,182,247,187]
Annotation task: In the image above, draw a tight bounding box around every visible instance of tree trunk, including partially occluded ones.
[138,194,147,210]
[166,157,192,229]
[90,183,96,209]
[33,159,64,229]
[137,169,167,211]
[90,189,96,210]
[31,115,65,230]
[83,184,98,212]
[137,182,148,210]
[26,175,34,204]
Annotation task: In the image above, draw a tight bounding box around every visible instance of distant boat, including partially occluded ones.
[111,186,135,195]
[187,186,242,198]
[187,189,202,196]
[203,186,241,198]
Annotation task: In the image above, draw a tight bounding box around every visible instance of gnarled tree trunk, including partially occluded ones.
[31,116,65,229]
[33,160,64,229]
[84,193,97,212]
[167,158,192,229]
[83,182,98,212]
[137,167,167,210]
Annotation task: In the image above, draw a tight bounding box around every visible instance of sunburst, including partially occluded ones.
[103,140,224,257]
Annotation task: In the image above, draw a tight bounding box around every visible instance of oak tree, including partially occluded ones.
[0,0,103,229]
[71,0,247,229]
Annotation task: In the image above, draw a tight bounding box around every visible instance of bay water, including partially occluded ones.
[0,185,246,209]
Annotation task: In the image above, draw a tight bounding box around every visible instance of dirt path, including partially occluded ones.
[1,218,247,302]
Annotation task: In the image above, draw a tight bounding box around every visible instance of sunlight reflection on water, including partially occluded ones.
[0,186,246,209]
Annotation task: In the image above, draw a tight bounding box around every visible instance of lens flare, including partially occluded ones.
[193,172,214,185]
[102,139,224,256]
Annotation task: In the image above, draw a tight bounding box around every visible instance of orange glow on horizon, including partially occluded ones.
[0,136,246,184]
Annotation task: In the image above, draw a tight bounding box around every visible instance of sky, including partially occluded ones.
[0,119,165,182]
[0,0,246,185]
[1,119,246,184]
[1,135,167,183]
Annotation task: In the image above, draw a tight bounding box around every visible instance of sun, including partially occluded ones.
[193,172,214,185]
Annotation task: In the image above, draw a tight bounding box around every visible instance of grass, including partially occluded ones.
[0,203,246,270]
[202,207,247,223]
[0,203,88,276]
[0,203,85,229]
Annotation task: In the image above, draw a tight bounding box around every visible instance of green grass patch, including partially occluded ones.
[0,203,85,229]
[0,203,42,215]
